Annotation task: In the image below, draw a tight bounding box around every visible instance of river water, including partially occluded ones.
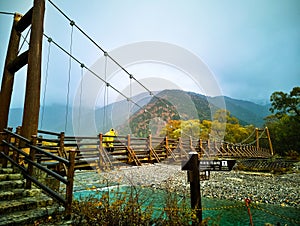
[74,185,300,226]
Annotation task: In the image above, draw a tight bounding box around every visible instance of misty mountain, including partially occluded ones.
[7,90,271,135]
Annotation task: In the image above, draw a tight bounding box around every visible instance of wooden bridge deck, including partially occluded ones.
[1,128,272,173]
[5,129,272,171]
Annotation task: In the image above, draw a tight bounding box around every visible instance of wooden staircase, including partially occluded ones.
[0,165,59,226]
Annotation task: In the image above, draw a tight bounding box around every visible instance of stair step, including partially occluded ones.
[0,193,54,215]
[0,179,24,191]
[0,168,14,174]
[0,188,42,201]
[0,173,23,181]
[0,203,60,226]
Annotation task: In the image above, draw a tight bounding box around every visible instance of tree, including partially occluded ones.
[161,110,256,144]
[266,87,300,155]
[270,86,300,120]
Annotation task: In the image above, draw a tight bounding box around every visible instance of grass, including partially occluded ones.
[33,183,210,225]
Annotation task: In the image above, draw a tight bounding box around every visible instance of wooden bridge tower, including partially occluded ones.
[255,127,274,156]
[0,0,45,142]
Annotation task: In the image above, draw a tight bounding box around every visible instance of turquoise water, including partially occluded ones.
[74,186,300,226]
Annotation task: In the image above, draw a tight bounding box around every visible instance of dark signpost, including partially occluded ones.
[199,159,236,172]
[182,152,236,225]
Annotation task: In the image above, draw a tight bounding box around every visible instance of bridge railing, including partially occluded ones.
[0,128,76,216]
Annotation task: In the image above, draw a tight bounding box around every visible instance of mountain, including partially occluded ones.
[7,90,271,135]
[7,104,74,135]
[208,96,271,126]
[119,90,271,136]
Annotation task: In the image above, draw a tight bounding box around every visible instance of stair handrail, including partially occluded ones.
[0,128,76,216]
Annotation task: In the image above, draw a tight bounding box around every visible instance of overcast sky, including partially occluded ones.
[1,0,299,108]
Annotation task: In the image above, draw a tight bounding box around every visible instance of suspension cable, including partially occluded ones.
[128,73,133,121]
[65,22,74,132]
[42,33,144,111]
[234,128,257,145]
[247,127,266,146]
[78,64,84,134]
[103,54,108,131]
[0,11,15,15]
[40,37,52,129]
[47,0,170,109]
[18,27,31,54]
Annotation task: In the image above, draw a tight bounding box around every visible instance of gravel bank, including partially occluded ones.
[73,163,300,208]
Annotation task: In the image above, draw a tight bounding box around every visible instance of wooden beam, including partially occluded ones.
[21,0,45,141]
[15,7,33,32]
[0,13,22,134]
[265,127,274,156]
[7,50,29,73]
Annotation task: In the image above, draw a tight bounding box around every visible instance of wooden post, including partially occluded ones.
[66,149,76,217]
[255,128,259,150]
[21,0,45,141]
[0,132,5,165]
[163,136,167,158]
[147,134,152,162]
[198,139,202,157]
[2,129,12,168]
[58,132,67,173]
[126,134,131,163]
[13,126,22,163]
[265,127,274,156]
[98,133,104,168]
[182,152,202,225]
[58,132,66,158]
[26,135,37,189]
[0,13,22,135]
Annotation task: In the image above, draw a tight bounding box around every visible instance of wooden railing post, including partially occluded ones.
[14,126,21,162]
[59,132,66,158]
[57,132,66,173]
[0,132,5,166]
[255,128,259,150]
[165,135,169,149]
[126,134,131,164]
[147,134,152,162]
[26,135,37,189]
[199,139,203,158]
[2,128,12,168]
[98,133,104,167]
[65,149,76,217]
[189,136,193,150]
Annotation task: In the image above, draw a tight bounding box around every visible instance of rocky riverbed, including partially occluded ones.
[72,162,300,208]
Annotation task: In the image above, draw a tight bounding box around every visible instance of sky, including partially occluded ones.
[0,0,300,108]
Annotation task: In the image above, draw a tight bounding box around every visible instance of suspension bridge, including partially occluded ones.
[0,0,273,170]
[0,0,279,221]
